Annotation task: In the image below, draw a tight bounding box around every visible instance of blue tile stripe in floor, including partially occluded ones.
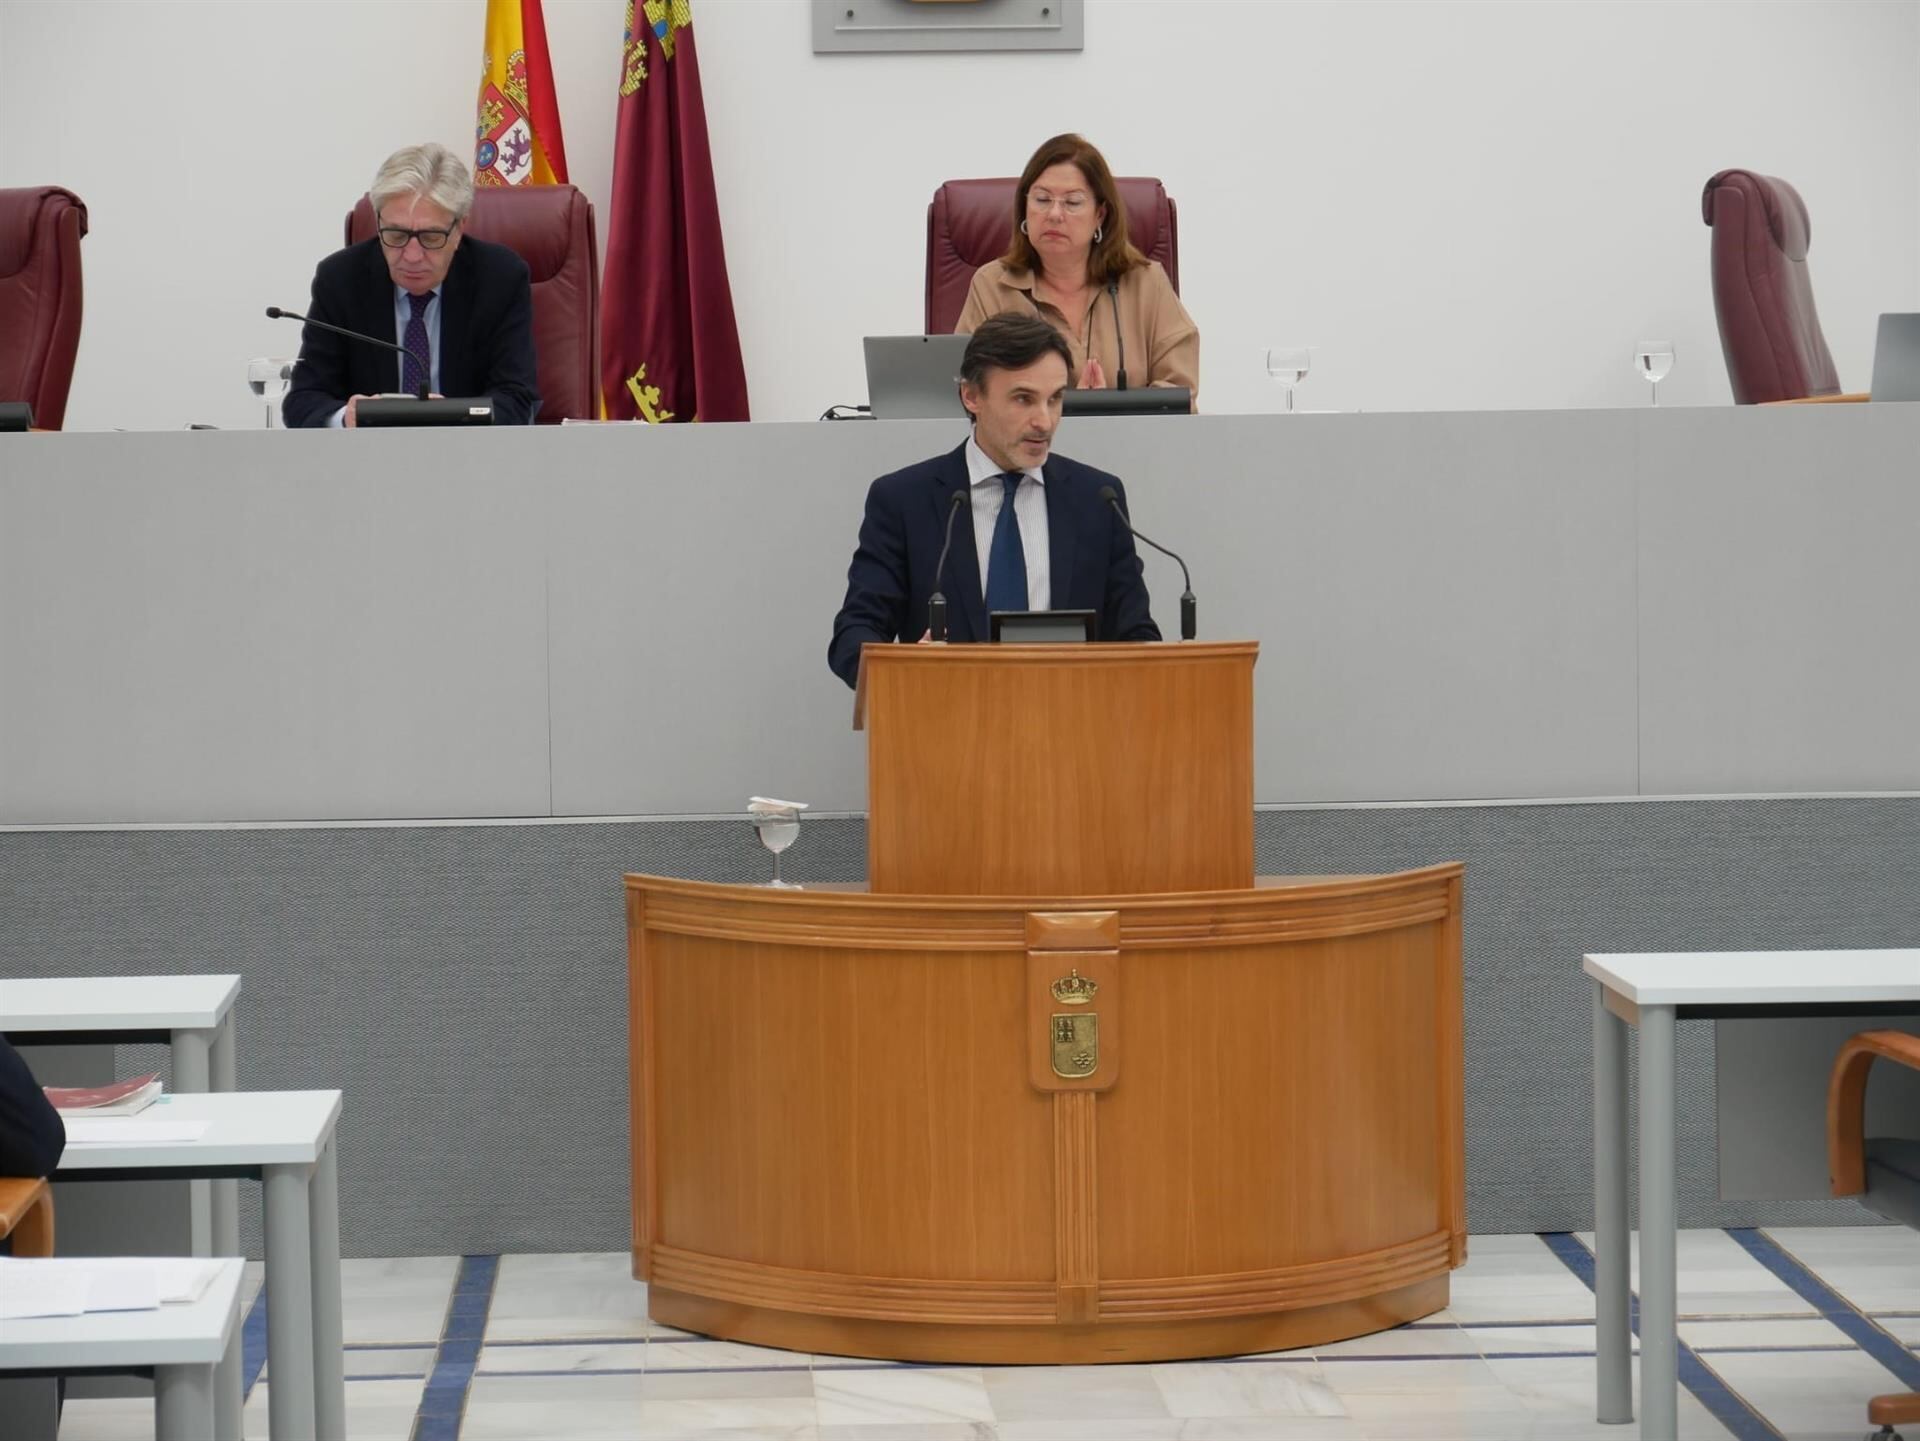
[412,1254,499,1441]
[240,1283,268,1400]
[1728,1227,1920,1388]
[1541,1231,1784,1441]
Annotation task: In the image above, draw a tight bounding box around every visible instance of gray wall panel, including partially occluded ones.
[8,407,1920,823]
[1638,404,1920,793]
[0,432,551,823]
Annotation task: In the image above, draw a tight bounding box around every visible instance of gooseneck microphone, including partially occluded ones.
[265,305,429,401]
[927,489,969,642]
[1106,282,1128,391]
[1099,485,1195,641]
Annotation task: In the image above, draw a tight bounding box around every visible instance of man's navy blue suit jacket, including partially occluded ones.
[828,440,1161,688]
[282,235,540,428]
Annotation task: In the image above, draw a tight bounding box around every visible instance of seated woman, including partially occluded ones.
[956,133,1198,404]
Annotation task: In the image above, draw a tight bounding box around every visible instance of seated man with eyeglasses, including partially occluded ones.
[283,143,540,427]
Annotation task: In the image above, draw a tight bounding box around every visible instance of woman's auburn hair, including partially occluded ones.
[999,133,1147,286]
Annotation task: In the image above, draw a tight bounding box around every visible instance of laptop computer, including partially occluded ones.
[863,335,970,420]
[1871,314,1920,401]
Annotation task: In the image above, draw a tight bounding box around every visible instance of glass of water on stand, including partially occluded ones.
[1634,340,1674,407]
[1266,346,1311,413]
[247,358,296,427]
[747,796,808,888]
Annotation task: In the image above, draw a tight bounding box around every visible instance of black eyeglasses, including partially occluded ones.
[377,223,459,251]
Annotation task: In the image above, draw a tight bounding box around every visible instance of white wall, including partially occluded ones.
[2,0,1915,430]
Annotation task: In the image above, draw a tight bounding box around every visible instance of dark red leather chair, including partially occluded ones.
[347,184,598,422]
[1702,169,1842,404]
[0,187,88,430]
[925,178,1178,334]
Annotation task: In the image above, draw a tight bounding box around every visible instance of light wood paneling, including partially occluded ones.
[627,866,1465,1361]
[858,644,1256,896]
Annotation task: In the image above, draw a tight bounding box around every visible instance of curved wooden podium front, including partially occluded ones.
[625,866,1465,1364]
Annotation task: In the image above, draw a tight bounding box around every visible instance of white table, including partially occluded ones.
[54,1090,344,1441]
[1585,950,1920,1439]
[0,1257,244,1441]
[1,974,243,1257]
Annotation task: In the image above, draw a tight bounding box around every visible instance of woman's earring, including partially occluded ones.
[1020,220,1029,236]
[1093,225,1103,243]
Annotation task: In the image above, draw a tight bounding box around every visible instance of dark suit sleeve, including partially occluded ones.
[281,260,354,429]
[0,1037,65,1177]
[478,253,541,426]
[1102,479,1163,643]
[828,478,912,689]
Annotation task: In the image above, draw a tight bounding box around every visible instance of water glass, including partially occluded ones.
[1634,341,1675,407]
[1266,347,1311,413]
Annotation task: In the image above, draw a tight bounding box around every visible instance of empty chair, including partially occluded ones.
[0,187,88,430]
[1702,169,1843,404]
[1829,1030,1920,1439]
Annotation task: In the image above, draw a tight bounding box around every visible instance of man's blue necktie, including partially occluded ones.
[402,291,431,396]
[983,472,1029,613]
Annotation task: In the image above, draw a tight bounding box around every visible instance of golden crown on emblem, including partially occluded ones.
[1050,969,1098,1005]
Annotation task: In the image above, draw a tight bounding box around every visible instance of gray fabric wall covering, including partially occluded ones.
[2,797,1912,1257]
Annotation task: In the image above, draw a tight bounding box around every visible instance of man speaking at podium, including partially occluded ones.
[283,144,540,428]
[828,314,1160,688]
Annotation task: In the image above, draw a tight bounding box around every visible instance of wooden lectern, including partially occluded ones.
[628,641,1465,1363]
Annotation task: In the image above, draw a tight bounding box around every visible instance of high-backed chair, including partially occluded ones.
[1702,169,1847,405]
[1830,1031,1920,1439]
[0,1175,54,1256]
[925,178,1178,335]
[346,184,598,422]
[0,187,88,431]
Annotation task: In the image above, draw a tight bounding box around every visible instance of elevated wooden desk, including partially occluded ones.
[626,643,1466,1362]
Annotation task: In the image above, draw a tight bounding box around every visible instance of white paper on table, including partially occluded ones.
[0,1259,161,1316]
[0,1264,90,1319]
[145,1258,223,1303]
[61,1117,210,1144]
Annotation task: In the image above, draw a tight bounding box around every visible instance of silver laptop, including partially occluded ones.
[863,335,970,420]
[1871,314,1920,401]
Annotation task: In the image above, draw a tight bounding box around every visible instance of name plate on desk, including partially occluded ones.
[357,396,494,428]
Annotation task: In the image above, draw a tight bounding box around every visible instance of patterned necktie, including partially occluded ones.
[983,472,1029,613]
[402,291,431,396]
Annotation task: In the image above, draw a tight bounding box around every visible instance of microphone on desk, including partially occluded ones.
[1099,485,1195,641]
[1106,282,1128,391]
[928,489,969,643]
[265,305,429,402]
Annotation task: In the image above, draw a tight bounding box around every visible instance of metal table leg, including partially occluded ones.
[155,1361,216,1441]
[171,1027,214,1258]
[1637,1002,1679,1441]
[1593,978,1632,1423]
[216,1285,244,1441]
[311,1135,346,1440]
[264,1161,317,1440]
[209,1014,240,1257]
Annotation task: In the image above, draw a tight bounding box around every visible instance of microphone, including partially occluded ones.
[1106,282,1127,391]
[1099,484,1195,641]
[927,489,968,642]
[266,305,429,402]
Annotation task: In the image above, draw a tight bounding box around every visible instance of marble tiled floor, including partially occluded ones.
[51,1227,1920,1440]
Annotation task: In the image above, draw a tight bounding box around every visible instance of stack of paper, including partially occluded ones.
[0,1257,224,1320]
[61,1116,209,1145]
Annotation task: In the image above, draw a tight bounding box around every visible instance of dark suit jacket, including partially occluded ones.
[282,235,540,427]
[828,441,1161,688]
[0,1036,64,1178]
